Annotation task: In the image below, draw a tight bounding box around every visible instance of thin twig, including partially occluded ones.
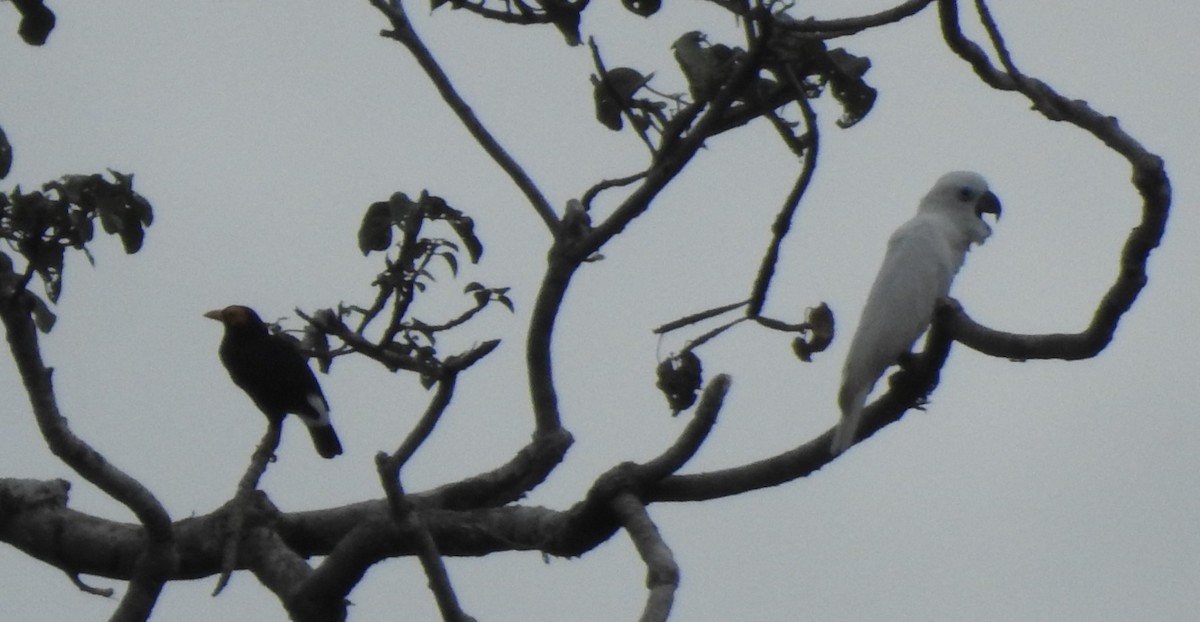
[776,0,934,39]
[375,378,475,621]
[588,37,657,153]
[369,0,558,231]
[213,420,282,596]
[580,171,650,210]
[653,300,748,335]
[746,66,819,316]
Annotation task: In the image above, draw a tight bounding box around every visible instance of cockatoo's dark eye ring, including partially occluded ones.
[958,187,974,201]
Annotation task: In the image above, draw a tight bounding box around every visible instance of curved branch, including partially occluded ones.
[937,0,1169,358]
[386,377,458,472]
[611,493,678,622]
[778,0,934,39]
[578,34,771,259]
[634,375,729,481]
[746,69,819,316]
[645,303,954,500]
[0,297,176,616]
[374,379,473,620]
[213,421,283,596]
[525,257,575,433]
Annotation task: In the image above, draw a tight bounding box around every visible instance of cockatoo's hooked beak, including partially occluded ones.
[975,191,1002,221]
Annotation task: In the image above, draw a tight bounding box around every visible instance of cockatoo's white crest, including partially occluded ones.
[831,171,1001,454]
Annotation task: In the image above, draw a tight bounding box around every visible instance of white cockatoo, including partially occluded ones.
[832,171,1001,454]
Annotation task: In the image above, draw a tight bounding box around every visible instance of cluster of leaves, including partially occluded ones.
[0,170,153,331]
[653,301,834,413]
[656,350,702,413]
[790,302,835,362]
[301,191,510,382]
[592,16,876,145]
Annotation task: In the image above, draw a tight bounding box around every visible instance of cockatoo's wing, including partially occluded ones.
[833,217,959,452]
[832,172,1000,454]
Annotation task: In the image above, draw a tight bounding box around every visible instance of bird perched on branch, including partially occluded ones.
[204,305,343,459]
[832,171,1001,455]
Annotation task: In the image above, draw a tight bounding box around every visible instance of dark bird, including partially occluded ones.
[204,305,343,458]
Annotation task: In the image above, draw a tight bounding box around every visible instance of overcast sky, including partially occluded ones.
[1,1,1197,620]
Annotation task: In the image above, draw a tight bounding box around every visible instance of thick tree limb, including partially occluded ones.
[612,493,679,622]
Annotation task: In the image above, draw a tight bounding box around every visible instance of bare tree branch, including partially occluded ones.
[635,375,729,481]
[369,0,559,231]
[937,0,1169,359]
[612,492,679,622]
[0,297,176,619]
[373,378,475,620]
[746,68,819,316]
[213,421,283,596]
[777,0,934,39]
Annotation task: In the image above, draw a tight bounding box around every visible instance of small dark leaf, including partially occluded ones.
[792,302,835,362]
[28,293,56,333]
[825,48,876,128]
[447,215,483,263]
[34,244,64,303]
[463,282,484,293]
[388,192,418,224]
[416,194,482,261]
[13,0,55,46]
[0,124,11,179]
[540,0,582,46]
[97,204,121,235]
[130,193,154,226]
[62,174,101,205]
[41,272,60,304]
[592,68,653,131]
[358,201,393,256]
[439,252,458,276]
[68,208,94,244]
[117,222,145,254]
[621,0,661,17]
[656,351,703,413]
[593,76,624,131]
[495,294,515,313]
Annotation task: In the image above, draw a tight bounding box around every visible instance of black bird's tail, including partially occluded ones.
[307,423,343,459]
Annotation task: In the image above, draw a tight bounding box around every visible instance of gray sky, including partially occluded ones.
[1,1,1196,620]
